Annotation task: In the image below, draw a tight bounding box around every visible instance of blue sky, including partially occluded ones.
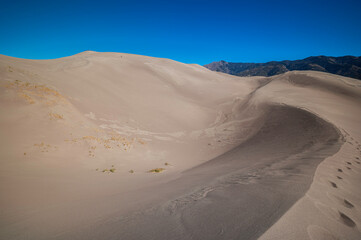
[1,0,361,65]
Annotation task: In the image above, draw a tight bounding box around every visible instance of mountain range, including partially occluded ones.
[204,55,361,80]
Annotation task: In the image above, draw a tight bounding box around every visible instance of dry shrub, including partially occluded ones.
[148,168,165,173]
[49,112,64,120]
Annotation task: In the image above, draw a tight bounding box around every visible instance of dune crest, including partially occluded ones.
[0,52,360,239]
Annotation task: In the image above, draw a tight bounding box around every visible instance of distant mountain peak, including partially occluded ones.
[204,55,361,80]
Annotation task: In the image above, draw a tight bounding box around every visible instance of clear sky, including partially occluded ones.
[1,0,361,65]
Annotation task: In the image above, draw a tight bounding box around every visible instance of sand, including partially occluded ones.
[0,51,360,239]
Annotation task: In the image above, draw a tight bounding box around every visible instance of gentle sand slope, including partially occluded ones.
[0,52,360,239]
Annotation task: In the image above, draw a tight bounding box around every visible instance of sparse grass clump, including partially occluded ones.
[66,133,136,155]
[19,93,35,104]
[101,167,116,173]
[6,79,66,106]
[148,168,165,173]
[49,112,64,120]
[129,170,134,173]
[33,142,55,152]
[164,162,170,166]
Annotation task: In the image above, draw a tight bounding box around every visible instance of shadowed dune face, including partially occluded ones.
[79,104,342,240]
[95,105,341,240]
[0,52,361,240]
[188,104,342,174]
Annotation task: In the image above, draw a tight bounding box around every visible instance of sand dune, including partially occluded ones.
[0,52,360,239]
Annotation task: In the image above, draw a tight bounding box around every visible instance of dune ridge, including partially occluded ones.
[0,52,360,239]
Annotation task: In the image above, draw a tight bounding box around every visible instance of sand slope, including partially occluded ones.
[0,52,360,239]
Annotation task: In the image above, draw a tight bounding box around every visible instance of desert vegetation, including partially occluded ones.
[33,142,57,152]
[148,168,165,173]
[4,79,66,106]
[64,132,146,159]
[100,167,116,173]
[49,112,64,120]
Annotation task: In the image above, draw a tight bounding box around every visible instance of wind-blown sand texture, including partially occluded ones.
[0,51,360,240]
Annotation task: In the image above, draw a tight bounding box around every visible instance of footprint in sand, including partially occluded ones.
[343,199,354,209]
[327,193,354,210]
[339,212,356,227]
[336,176,342,179]
[337,168,343,173]
[316,202,357,228]
[346,162,352,165]
[330,181,338,188]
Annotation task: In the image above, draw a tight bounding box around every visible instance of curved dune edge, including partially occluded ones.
[259,132,361,240]
[257,77,361,238]
[74,104,342,240]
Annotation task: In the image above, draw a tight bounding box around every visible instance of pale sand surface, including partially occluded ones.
[0,52,360,239]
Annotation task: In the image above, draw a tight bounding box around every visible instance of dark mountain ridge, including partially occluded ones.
[204,55,361,80]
